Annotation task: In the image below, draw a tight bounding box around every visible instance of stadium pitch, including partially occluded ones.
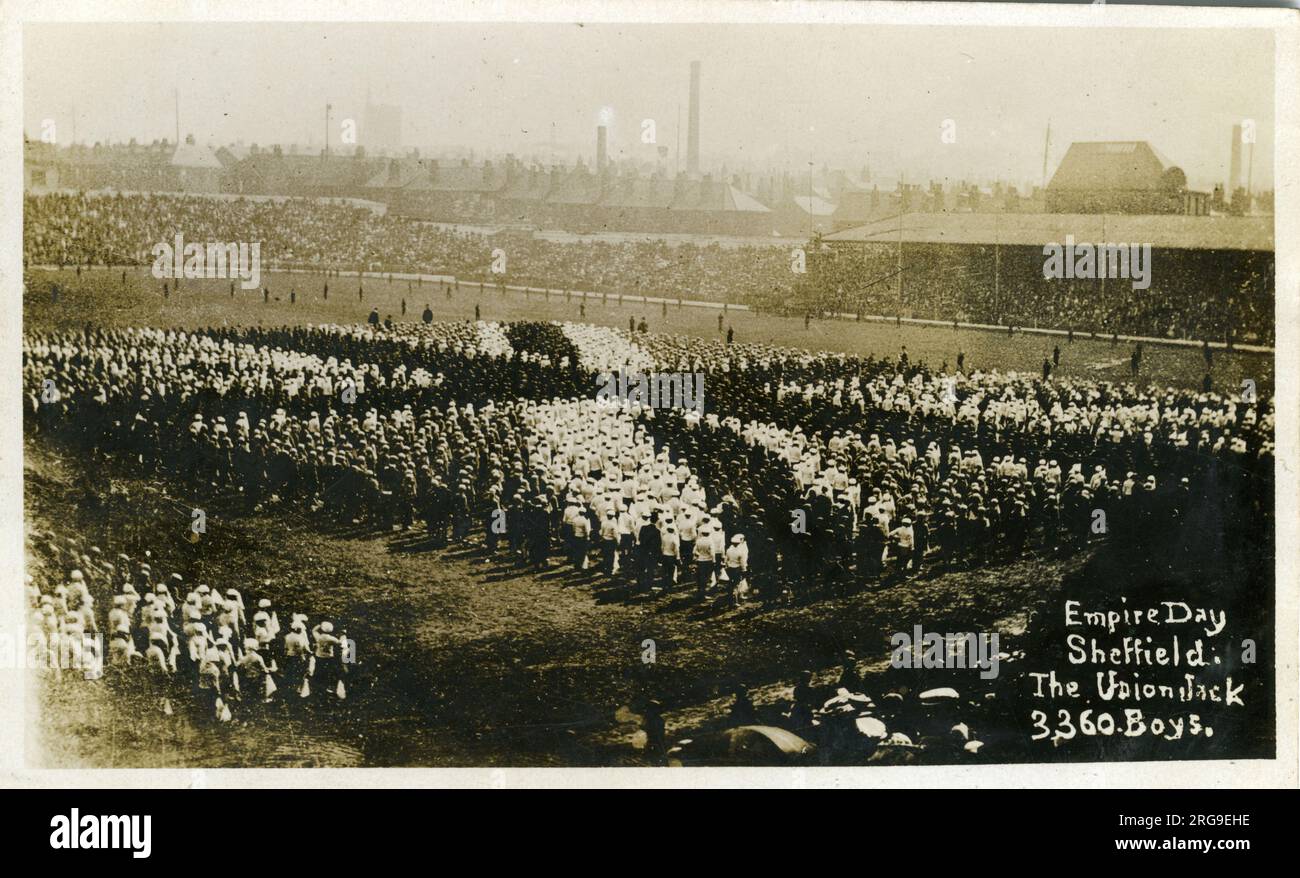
[25,267,1273,396]
[23,268,1274,767]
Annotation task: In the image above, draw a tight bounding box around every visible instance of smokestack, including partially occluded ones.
[687,60,701,176]
[1229,123,1242,194]
[597,125,608,172]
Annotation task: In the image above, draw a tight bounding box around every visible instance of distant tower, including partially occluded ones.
[687,60,701,176]
[596,125,608,172]
[1229,123,1243,194]
[363,88,403,152]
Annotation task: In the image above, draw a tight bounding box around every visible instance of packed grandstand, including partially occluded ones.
[24,191,1274,344]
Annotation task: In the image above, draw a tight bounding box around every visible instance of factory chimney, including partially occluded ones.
[1229,123,1243,195]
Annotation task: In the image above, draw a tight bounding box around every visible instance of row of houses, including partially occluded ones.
[24,137,226,193]
[24,139,778,235]
[25,137,1272,238]
[379,157,775,235]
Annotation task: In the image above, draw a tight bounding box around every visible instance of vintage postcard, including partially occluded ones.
[1,0,1296,790]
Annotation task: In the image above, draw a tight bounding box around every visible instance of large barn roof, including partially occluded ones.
[1047,141,1171,192]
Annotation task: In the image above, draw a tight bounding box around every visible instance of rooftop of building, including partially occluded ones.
[823,210,1273,251]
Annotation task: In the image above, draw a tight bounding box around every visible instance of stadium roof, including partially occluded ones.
[823,211,1273,252]
[1047,141,1170,191]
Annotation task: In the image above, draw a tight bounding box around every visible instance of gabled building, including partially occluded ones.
[169,136,224,193]
[1046,141,1187,215]
[382,158,507,223]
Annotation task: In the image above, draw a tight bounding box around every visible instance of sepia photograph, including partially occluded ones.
[2,0,1295,791]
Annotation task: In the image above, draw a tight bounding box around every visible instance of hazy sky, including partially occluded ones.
[24,22,1275,191]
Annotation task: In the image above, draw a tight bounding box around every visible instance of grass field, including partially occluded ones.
[22,267,1271,767]
[24,267,1274,395]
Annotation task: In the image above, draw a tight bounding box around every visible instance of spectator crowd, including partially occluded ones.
[24,192,793,305]
[27,191,1272,344]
